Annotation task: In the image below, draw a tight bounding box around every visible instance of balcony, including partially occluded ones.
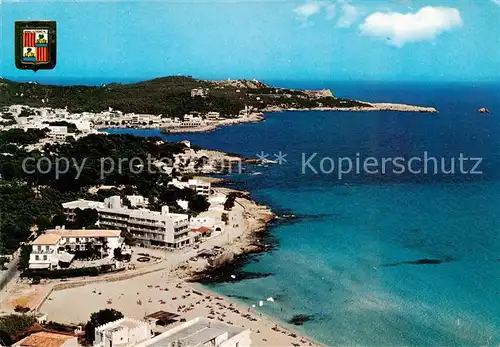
[100,220,128,228]
[128,219,165,228]
[31,249,55,254]
[174,227,188,234]
[99,213,129,221]
[173,235,192,244]
[129,225,166,235]
[132,233,165,242]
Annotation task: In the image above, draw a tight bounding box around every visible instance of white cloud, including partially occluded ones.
[491,0,500,5]
[293,1,324,20]
[336,2,359,28]
[325,3,336,20]
[359,6,462,47]
[293,0,359,27]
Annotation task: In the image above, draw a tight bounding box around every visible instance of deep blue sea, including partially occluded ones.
[107,82,500,346]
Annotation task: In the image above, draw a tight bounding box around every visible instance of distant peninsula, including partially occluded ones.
[0,76,437,119]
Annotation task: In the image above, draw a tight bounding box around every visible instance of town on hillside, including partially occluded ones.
[0,79,304,346]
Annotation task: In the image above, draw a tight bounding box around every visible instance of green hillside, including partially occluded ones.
[0,76,369,117]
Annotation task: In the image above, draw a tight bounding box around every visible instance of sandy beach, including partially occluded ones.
[0,191,322,346]
[38,271,320,347]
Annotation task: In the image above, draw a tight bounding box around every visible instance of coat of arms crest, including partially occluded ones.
[15,21,57,71]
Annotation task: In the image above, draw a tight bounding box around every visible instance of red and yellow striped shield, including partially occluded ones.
[22,29,50,63]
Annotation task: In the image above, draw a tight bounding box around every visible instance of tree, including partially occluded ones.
[98,237,109,258]
[0,257,9,270]
[86,239,99,259]
[223,192,245,211]
[14,305,30,313]
[51,213,67,228]
[221,213,229,225]
[0,314,36,336]
[188,195,210,214]
[73,208,99,229]
[120,229,135,246]
[122,196,131,208]
[85,309,123,343]
[18,245,31,271]
[0,329,13,346]
[35,215,52,232]
[113,247,122,260]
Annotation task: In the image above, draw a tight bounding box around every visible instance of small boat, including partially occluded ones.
[261,159,278,164]
[478,107,490,114]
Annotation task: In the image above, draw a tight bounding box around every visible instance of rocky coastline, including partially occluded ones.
[100,100,437,135]
[171,186,276,284]
[264,101,438,113]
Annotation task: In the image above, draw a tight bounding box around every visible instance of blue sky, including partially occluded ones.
[1,0,499,84]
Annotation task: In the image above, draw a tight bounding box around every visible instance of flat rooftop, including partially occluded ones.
[63,198,189,222]
[96,317,146,333]
[128,209,188,222]
[47,229,121,238]
[144,318,245,347]
[32,233,62,245]
[62,199,105,209]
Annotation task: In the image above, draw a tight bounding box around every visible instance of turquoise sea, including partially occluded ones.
[107,82,500,346]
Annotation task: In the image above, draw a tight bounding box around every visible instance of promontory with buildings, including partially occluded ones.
[0,76,437,135]
[0,76,437,347]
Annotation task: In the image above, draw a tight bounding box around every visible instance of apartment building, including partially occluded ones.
[162,115,207,129]
[125,113,162,126]
[168,178,211,197]
[63,196,192,249]
[206,111,221,120]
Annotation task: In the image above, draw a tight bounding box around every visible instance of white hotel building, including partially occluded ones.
[63,196,192,249]
[168,178,211,197]
[29,228,122,269]
[94,318,151,347]
[94,317,251,347]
